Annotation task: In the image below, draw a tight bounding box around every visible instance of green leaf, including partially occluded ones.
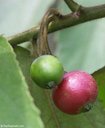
[15,46,105,128]
[92,67,105,107]
[0,36,44,128]
[55,0,105,74]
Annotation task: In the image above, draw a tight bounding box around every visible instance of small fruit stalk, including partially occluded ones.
[52,70,98,114]
[30,9,64,89]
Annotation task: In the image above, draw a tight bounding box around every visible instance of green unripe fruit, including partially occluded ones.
[30,55,64,89]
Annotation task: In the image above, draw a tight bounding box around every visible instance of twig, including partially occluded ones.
[8,4,105,45]
[64,0,81,12]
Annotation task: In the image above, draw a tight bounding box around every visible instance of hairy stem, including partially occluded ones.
[8,4,105,45]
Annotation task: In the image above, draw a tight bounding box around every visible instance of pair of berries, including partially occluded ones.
[30,55,98,115]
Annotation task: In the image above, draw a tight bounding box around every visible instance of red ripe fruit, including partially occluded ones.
[52,71,98,115]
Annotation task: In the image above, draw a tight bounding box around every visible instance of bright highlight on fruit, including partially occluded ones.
[30,55,64,89]
[52,70,98,114]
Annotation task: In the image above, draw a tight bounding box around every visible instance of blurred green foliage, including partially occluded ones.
[56,0,105,73]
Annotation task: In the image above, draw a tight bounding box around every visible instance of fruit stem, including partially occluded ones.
[36,8,62,56]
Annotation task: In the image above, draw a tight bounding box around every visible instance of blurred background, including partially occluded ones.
[0,1,105,128]
[0,0,105,73]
